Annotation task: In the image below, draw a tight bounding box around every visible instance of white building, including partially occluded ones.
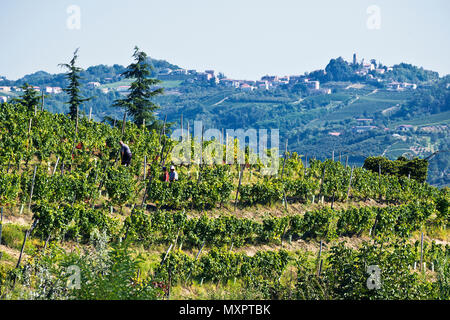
[279,76,290,84]
[0,86,11,92]
[172,69,188,75]
[0,96,7,103]
[45,87,62,94]
[362,63,375,71]
[305,80,320,90]
[159,68,172,75]
[87,82,101,89]
[116,86,131,94]
[240,83,255,91]
[256,80,269,90]
[402,83,417,90]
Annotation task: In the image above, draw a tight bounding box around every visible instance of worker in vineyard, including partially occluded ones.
[119,140,132,166]
[169,165,178,182]
[161,166,170,182]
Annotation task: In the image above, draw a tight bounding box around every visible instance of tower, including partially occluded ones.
[353,53,357,65]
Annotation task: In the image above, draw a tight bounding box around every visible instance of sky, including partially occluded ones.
[1,0,449,80]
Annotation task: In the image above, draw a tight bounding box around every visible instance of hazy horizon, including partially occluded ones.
[1,0,449,81]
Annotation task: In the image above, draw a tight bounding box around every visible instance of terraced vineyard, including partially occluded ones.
[0,103,448,300]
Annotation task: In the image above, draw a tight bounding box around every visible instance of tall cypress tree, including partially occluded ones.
[12,83,40,113]
[114,46,163,127]
[59,48,90,120]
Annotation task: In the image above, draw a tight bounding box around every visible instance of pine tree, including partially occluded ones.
[114,46,164,127]
[59,48,90,120]
[11,83,40,113]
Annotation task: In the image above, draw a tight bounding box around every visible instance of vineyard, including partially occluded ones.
[0,103,449,300]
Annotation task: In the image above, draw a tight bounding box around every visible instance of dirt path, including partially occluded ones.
[236,236,372,256]
[212,96,229,106]
[0,244,24,265]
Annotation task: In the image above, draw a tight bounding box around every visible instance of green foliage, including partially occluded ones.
[239,180,284,206]
[5,235,165,300]
[104,166,136,207]
[11,83,41,113]
[337,206,377,236]
[147,165,234,210]
[0,173,21,206]
[33,202,115,242]
[122,208,152,243]
[435,189,449,225]
[156,247,290,284]
[59,49,91,120]
[387,63,439,83]
[320,240,439,299]
[0,223,28,250]
[302,207,338,241]
[113,46,163,127]
[364,156,428,183]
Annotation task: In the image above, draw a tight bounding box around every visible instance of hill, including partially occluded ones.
[1,56,448,186]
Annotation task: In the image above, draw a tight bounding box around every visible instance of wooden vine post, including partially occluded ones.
[143,155,147,181]
[41,92,45,112]
[281,139,288,210]
[281,139,288,178]
[378,163,382,200]
[160,243,174,267]
[317,240,323,276]
[346,165,354,201]
[0,207,3,247]
[197,124,204,184]
[26,118,32,152]
[185,241,206,285]
[52,156,60,176]
[234,164,245,211]
[187,121,190,142]
[319,166,326,204]
[28,165,38,212]
[420,232,424,271]
[180,114,183,142]
[16,219,39,268]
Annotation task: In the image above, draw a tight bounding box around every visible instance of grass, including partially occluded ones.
[0,251,15,265]
[0,223,36,254]
[389,110,450,127]
[1,224,27,251]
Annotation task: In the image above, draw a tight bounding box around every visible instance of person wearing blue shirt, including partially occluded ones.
[169,165,178,182]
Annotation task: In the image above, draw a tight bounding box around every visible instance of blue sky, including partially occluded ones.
[1,0,449,80]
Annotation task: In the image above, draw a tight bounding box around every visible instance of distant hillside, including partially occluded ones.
[1,56,448,186]
[1,57,179,87]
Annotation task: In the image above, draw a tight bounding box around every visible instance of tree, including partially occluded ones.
[59,48,90,120]
[113,46,164,127]
[324,57,354,82]
[11,83,40,113]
